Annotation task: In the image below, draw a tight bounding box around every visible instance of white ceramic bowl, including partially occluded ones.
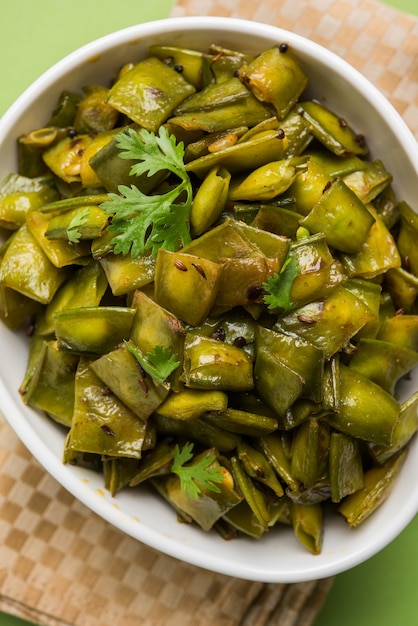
[0,16,417,583]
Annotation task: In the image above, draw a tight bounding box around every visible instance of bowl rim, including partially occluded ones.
[0,15,417,583]
[1,16,417,162]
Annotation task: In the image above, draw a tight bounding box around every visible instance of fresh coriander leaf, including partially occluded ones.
[146,345,181,381]
[66,207,90,244]
[262,254,301,312]
[149,203,192,255]
[104,185,174,258]
[115,126,186,180]
[100,127,193,258]
[171,442,225,500]
[124,340,180,384]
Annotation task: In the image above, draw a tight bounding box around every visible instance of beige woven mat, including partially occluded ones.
[0,1,416,625]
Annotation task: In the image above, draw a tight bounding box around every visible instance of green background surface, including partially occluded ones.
[0,1,417,625]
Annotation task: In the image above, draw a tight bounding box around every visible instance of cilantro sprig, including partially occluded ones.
[100,127,193,258]
[66,207,90,244]
[262,254,301,312]
[171,442,225,499]
[125,341,180,384]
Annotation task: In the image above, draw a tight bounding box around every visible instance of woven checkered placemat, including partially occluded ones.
[0,1,416,624]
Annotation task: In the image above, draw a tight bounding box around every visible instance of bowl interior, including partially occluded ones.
[0,16,417,583]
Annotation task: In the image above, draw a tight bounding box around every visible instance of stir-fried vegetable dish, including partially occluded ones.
[0,41,417,554]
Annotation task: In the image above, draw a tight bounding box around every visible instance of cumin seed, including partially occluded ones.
[192,262,207,279]
[298,315,316,324]
[101,424,115,437]
[174,259,188,271]
[139,377,149,393]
